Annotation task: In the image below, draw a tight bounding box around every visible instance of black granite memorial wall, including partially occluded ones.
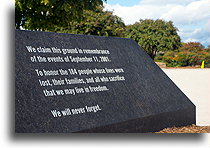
[15,30,195,133]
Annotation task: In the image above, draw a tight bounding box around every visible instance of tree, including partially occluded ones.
[15,0,106,31]
[206,45,210,53]
[126,19,181,59]
[161,42,210,67]
[55,7,126,37]
[179,42,205,52]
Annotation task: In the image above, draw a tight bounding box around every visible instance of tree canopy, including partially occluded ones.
[15,0,106,31]
[126,19,181,59]
[179,42,206,52]
[159,42,210,67]
[55,7,125,37]
[16,1,187,61]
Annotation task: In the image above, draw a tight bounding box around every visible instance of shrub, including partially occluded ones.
[157,42,210,68]
[162,51,210,67]
[200,52,210,67]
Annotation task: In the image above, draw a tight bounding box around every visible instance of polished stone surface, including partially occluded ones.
[15,30,195,133]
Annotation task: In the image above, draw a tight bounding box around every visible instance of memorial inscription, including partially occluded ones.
[15,30,195,133]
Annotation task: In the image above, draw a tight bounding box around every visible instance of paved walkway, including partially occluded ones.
[163,68,210,126]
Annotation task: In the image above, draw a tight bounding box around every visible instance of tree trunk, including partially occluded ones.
[148,52,155,60]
